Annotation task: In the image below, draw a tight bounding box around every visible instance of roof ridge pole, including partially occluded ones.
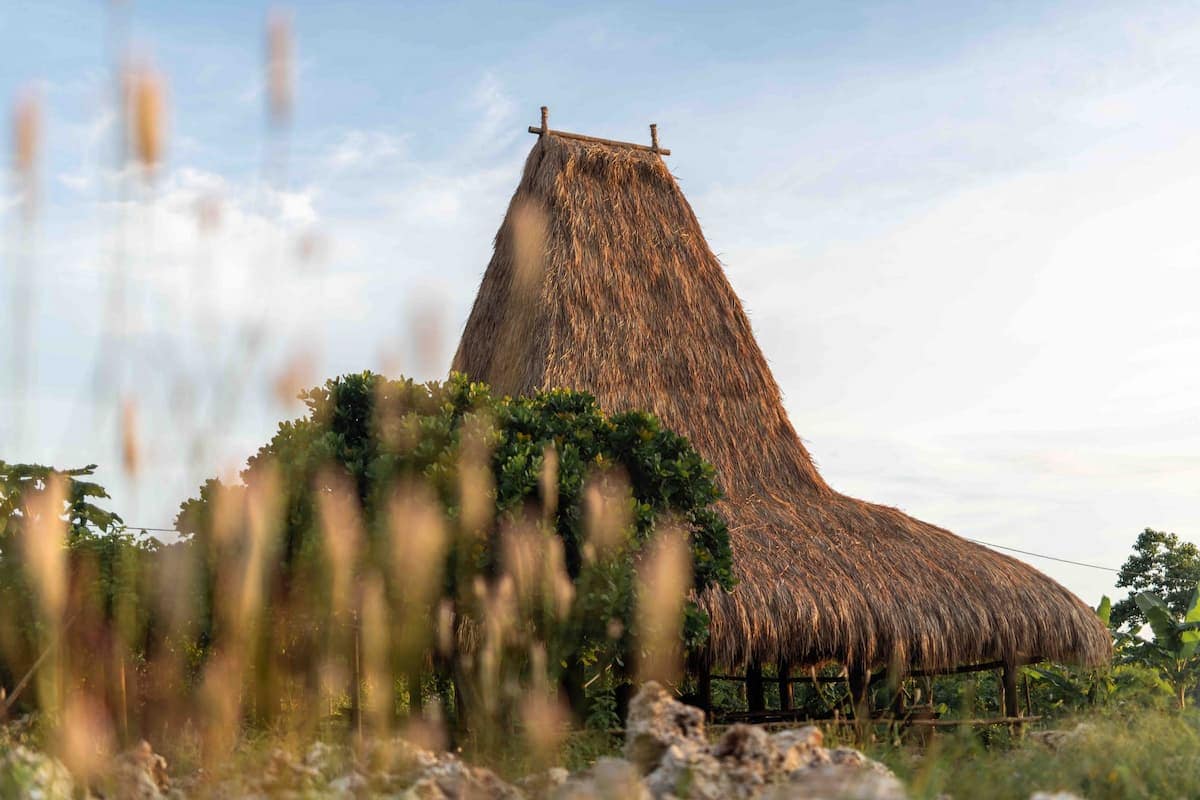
[540,106,549,136]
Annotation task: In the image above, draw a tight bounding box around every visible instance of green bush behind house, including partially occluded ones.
[175,371,735,714]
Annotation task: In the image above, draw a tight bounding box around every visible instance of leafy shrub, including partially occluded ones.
[175,371,734,723]
[880,708,1200,800]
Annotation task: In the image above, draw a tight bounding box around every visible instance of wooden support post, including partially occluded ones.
[615,681,633,723]
[777,659,793,712]
[561,657,587,721]
[353,617,363,742]
[539,106,548,134]
[746,663,765,713]
[889,672,907,718]
[848,667,871,717]
[1002,662,1019,718]
[1002,660,1022,736]
[447,661,472,745]
[697,661,713,715]
[119,658,129,742]
[407,668,424,715]
[848,666,872,743]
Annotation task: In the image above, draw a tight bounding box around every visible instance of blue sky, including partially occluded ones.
[3,1,1199,606]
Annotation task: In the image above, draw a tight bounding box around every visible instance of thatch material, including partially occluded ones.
[453,132,1111,672]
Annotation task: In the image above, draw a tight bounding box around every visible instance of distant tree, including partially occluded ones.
[1111,529,1200,633]
[0,461,154,717]
[0,461,124,542]
[1129,585,1200,709]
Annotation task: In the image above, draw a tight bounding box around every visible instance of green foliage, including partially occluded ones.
[1112,528,1200,632]
[878,708,1200,800]
[1020,597,1119,715]
[1095,594,1111,627]
[1022,585,1200,715]
[1023,662,1174,716]
[0,461,124,543]
[0,462,142,634]
[1128,583,1200,709]
[584,679,621,731]
[0,462,156,710]
[175,372,734,705]
[924,596,1174,720]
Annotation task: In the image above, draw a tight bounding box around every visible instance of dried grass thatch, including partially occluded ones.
[453,132,1111,673]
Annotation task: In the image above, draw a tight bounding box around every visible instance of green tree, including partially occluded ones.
[1130,584,1200,709]
[0,461,124,542]
[1111,529,1200,633]
[1,462,153,717]
[175,372,735,723]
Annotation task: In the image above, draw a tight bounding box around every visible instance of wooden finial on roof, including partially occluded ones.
[526,109,671,156]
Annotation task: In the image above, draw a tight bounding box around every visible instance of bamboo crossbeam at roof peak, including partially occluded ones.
[528,105,671,155]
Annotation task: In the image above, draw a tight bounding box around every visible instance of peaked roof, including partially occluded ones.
[453,131,1110,671]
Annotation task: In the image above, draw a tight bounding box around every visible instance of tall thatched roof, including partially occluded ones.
[453,129,1111,672]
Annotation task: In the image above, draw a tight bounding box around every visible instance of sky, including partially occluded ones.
[2,0,1198,607]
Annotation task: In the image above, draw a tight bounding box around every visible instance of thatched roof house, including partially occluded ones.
[453,119,1110,679]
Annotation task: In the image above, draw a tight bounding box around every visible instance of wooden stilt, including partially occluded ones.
[848,667,871,718]
[698,662,712,715]
[777,660,793,712]
[407,668,424,715]
[1003,660,1023,736]
[848,666,872,743]
[615,681,633,722]
[561,657,587,721]
[889,671,907,718]
[119,658,129,741]
[353,620,363,742]
[746,663,765,713]
[1002,662,1019,718]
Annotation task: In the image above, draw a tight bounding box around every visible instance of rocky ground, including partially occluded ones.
[1,683,1083,799]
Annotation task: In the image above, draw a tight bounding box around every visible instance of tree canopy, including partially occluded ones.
[0,461,124,543]
[1112,528,1200,632]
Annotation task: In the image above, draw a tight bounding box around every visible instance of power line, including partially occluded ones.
[965,537,1118,573]
[119,522,1120,573]
[122,525,178,534]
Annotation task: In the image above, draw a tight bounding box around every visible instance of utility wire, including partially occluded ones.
[118,522,1120,572]
[965,537,1118,572]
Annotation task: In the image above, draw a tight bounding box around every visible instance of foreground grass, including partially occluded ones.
[4,708,1199,798]
[532,709,1200,798]
[874,709,1200,800]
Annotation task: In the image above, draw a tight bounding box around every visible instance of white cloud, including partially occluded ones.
[460,72,519,158]
[12,70,527,531]
[57,172,91,192]
[325,129,407,171]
